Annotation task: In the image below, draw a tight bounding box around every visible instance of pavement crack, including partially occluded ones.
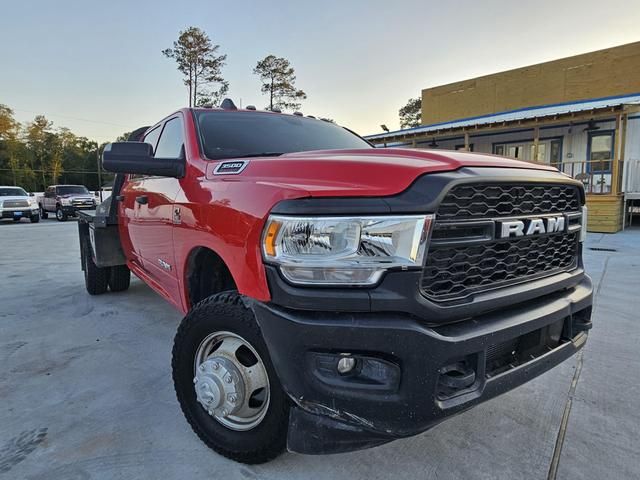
[547,254,611,480]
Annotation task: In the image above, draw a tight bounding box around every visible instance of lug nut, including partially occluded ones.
[337,356,357,374]
[212,362,220,370]
[225,376,232,384]
[229,394,237,403]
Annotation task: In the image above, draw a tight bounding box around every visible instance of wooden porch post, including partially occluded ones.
[532,126,540,163]
[611,113,623,195]
[464,131,470,151]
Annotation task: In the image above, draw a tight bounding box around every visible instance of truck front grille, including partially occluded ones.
[420,182,581,303]
[3,200,29,208]
[421,232,579,301]
[437,183,581,220]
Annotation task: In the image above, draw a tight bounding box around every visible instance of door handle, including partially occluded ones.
[135,195,148,205]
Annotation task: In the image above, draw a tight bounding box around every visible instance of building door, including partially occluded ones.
[507,144,525,159]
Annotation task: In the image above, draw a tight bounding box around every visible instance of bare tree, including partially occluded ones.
[163,27,229,107]
[253,55,307,111]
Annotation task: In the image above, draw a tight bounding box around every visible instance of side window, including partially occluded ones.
[154,117,184,159]
[143,126,162,154]
[129,125,163,180]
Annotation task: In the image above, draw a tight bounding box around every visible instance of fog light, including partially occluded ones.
[337,357,356,374]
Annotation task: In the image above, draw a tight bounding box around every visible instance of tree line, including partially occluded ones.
[0,105,116,191]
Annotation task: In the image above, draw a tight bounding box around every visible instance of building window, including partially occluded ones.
[455,143,474,151]
[588,131,614,173]
[550,139,562,166]
[493,137,562,164]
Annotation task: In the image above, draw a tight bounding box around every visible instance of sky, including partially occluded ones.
[2,0,640,142]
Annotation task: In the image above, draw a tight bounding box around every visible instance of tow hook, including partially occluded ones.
[438,362,476,390]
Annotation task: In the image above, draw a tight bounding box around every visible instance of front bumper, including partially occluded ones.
[252,275,592,454]
[61,204,95,215]
[1,208,39,219]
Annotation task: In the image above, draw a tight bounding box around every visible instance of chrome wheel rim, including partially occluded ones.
[56,209,63,220]
[193,331,270,431]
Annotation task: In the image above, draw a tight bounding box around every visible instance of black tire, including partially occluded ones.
[30,213,40,223]
[172,292,289,464]
[40,205,48,219]
[56,205,67,222]
[82,238,109,295]
[108,264,131,292]
[12,217,21,222]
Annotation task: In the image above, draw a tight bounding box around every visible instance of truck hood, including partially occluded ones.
[0,195,30,203]
[208,148,560,198]
[58,194,94,200]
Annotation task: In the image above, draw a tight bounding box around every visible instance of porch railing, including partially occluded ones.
[622,159,640,196]
[546,159,640,195]
[526,159,624,195]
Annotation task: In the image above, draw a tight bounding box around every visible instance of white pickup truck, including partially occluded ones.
[0,186,40,223]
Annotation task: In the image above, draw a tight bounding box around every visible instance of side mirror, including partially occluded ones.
[29,192,34,197]
[102,142,185,178]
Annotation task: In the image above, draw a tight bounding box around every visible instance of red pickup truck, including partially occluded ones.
[78,100,593,464]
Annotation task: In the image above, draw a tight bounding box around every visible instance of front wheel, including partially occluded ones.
[40,205,48,219]
[172,292,289,464]
[56,206,67,222]
[30,213,40,223]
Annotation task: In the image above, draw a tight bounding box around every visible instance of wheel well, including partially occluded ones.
[185,247,237,308]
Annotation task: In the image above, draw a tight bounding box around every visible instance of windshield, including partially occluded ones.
[195,111,371,160]
[57,185,89,195]
[0,187,28,197]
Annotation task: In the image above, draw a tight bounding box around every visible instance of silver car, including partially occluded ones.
[0,186,40,223]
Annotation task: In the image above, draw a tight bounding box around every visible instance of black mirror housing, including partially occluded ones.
[102,142,185,178]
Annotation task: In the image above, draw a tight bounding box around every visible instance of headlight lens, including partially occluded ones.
[28,197,38,207]
[263,215,434,285]
[60,198,71,205]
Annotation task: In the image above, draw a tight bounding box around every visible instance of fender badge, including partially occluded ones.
[213,160,249,175]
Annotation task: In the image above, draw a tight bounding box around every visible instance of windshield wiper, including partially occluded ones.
[230,152,285,159]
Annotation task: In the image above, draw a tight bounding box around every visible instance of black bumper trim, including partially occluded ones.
[251,275,592,454]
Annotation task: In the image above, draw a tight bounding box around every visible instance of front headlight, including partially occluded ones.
[60,198,71,206]
[28,197,38,207]
[262,214,434,286]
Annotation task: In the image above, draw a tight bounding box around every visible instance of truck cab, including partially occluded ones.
[78,101,593,464]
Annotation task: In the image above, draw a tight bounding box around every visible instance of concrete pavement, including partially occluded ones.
[1,218,638,479]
